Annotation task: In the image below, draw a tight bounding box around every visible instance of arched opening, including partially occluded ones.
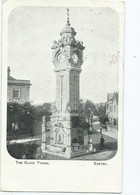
[55,131,64,145]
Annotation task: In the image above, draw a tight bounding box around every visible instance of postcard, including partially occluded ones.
[0,0,124,192]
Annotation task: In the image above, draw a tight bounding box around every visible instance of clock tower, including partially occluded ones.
[44,9,85,158]
[51,8,84,113]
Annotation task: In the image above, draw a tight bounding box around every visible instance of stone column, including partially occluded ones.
[89,134,93,151]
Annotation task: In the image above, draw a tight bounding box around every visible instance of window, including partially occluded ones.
[13,89,20,98]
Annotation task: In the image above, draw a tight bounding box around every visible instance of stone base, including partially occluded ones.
[43,144,71,158]
[42,144,94,159]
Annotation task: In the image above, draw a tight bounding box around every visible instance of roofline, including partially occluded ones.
[8,79,31,82]
[8,79,31,86]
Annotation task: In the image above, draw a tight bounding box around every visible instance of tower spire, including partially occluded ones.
[66,8,70,26]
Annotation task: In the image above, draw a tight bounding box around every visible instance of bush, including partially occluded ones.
[7,142,38,159]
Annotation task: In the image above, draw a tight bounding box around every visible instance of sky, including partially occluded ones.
[8,6,119,105]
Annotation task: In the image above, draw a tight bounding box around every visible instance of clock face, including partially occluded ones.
[72,53,79,64]
[57,53,65,63]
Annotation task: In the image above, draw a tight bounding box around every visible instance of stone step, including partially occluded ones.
[48,144,66,153]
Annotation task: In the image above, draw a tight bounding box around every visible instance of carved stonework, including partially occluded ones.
[66,102,71,113]
[63,49,70,59]
[55,131,64,144]
[51,8,84,69]
[51,40,58,49]
[54,126,67,145]
[54,122,63,128]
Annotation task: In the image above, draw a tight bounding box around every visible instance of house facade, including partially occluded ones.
[106,92,118,125]
[7,67,31,103]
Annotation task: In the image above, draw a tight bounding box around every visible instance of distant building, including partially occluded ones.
[7,67,31,103]
[95,102,106,112]
[106,92,118,125]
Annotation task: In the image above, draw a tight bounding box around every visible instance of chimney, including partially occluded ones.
[8,66,11,78]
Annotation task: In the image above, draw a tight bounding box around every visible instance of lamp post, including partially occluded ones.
[8,105,14,142]
[41,115,47,152]
[89,108,93,151]
[27,111,32,137]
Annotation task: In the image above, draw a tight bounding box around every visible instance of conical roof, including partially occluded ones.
[60,25,76,36]
[60,8,76,36]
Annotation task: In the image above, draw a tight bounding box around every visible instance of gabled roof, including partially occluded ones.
[107,92,118,104]
[8,75,16,80]
[7,67,31,86]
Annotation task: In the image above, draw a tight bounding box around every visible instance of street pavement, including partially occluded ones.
[102,130,118,139]
[72,150,116,160]
[9,135,41,145]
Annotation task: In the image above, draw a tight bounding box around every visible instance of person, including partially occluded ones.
[100,135,105,150]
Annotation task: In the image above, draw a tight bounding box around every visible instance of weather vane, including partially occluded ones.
[66,8,70,26]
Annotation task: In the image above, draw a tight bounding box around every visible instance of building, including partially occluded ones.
[7,67,31,103]
[106,92,118,125]
[42,9,86,158]
[95,102,106,112]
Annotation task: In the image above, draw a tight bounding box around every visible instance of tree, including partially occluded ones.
[79,99,98,123]
[42,103,51,113]
[34,103,51,121]
[7,102,52,140]
[99,115,108,125]
[7,102,35,138]
[97,104,109,126]
[97,104,106,116]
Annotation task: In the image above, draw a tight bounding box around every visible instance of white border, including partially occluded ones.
[0,0,125,193]
[1,0,140,194]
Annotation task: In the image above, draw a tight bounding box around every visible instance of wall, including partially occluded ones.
[8,85,30,103]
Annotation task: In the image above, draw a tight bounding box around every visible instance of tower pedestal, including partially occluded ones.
[42,112,91,159]
[44,112,73,158]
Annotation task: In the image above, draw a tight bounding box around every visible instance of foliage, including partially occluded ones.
[7,102,35,137]
[97,104,108,125]
[78,99,109,127]
[7,142,38,159]
[7,102,51,138]
[71,116,82,128]
[78,99,98,122]
[97,104,106,116]
[71,116,90,129]
[99,115,109,126]
[34,103,51,121]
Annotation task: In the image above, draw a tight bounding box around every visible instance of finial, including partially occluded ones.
[42,115,46,123]
[66,8,70,26]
